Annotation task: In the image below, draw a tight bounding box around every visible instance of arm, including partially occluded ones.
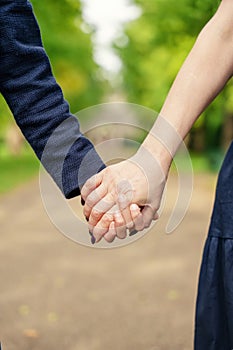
[82,0,233,242]
[0,0,105,198]
[143,0,233,173]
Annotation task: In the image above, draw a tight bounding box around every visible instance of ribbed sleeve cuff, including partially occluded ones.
[62,137,106,199]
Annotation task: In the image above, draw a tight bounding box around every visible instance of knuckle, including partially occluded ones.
[88,216,97,226]
[80,188,85,199]
[96,200,109,212]
[126,221,134,229]
[106,212,113,221]
[117,195,129,210]
[85,198,92,208]
[85,178,93,190]
[92,208,101,219]
[94,226,107,239]
[131,211,137,220]
[104,167,112,177]
[107,191,116,203]
[90,194,100,206]
[81,187,88,200]
[83,207,90,218]
[117,212,125,221]
[131,207,141,220]
[116,219,125,227]
[101,214,112,226]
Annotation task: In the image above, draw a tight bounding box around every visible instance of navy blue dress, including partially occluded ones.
[195,141,233,349]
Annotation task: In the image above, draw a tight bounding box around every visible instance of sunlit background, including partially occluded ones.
[0,0,232,194]
[0,0,233,349]
[0,0,233,194]
[81,0,141,74]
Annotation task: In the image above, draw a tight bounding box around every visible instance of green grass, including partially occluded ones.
[0,147,39,195]
[0,141,224,196]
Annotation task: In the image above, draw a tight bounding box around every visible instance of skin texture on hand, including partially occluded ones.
[81,146,167,243]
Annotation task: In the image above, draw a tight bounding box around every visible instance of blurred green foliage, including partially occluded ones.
[115,0,233,153]
[0,0,105,138]
[31,0,104,111]
[0,146,39,194]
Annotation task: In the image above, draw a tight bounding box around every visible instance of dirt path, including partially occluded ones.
[0,173,217,350]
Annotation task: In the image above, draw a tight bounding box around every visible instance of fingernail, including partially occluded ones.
[130,204,139,211]
[129,229,138,236]
[81,197,85,206]
[89,230,96,244]
[91,235,96,245]
[85,216,89,222]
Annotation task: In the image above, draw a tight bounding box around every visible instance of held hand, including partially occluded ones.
[88,203,145,244]
[81,146,169,243]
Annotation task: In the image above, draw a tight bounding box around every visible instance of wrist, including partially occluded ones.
[141,115,184,174]
[141,135,172,175]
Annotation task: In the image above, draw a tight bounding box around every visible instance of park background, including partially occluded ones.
[0,0,232,349]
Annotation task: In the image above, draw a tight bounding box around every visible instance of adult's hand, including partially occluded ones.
[81,146,168,243]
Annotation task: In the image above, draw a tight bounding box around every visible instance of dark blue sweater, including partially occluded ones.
[0,0,105,198]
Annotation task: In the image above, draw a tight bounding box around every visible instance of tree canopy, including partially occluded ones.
[115,0,233,152]
[0,0,105,136]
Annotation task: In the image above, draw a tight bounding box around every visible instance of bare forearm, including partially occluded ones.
[143,0,233,170]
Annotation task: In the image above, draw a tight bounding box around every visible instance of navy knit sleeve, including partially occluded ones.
[0,0,105,198]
